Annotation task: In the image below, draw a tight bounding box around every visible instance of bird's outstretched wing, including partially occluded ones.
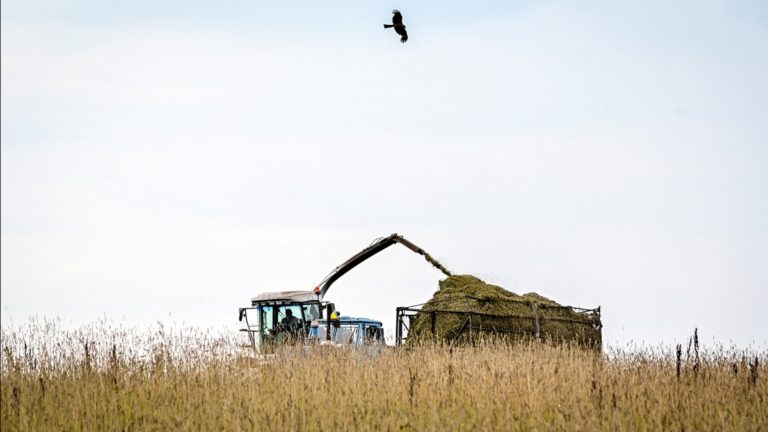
[392,10,403,26]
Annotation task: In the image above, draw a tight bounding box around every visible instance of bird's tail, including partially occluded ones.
[383,24,394,28]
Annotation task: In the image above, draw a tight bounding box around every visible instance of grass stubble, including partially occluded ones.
[1,319,766,431]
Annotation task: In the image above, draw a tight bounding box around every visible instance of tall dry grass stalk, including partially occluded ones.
[2,319,766,431]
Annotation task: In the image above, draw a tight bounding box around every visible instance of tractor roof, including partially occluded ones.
[251,290,318,304]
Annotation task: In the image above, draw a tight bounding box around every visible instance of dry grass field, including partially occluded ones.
[2,320,766,431]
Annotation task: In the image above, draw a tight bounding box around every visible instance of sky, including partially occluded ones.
[2,0,767,348]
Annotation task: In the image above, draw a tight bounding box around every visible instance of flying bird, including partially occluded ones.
[383,10,408,43]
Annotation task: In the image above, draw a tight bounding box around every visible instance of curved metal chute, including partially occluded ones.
[316,233,451,300]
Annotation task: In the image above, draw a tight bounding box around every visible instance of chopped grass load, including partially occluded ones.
[409,275,602,346]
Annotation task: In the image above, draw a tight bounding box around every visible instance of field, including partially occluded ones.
[2,320,766,431]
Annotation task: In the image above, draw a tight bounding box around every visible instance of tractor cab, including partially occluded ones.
[239,290,328,353]
[239,291,386,353]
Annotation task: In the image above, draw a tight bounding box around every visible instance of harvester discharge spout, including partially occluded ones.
[315,233,451,300]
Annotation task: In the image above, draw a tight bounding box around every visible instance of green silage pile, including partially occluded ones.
[409,275,601,347]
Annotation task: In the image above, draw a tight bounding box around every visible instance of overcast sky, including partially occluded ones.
[2,0,767,347]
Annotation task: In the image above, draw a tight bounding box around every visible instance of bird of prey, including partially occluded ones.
[383,10,408,43]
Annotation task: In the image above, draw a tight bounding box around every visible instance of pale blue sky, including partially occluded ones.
[2,0,767,347]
